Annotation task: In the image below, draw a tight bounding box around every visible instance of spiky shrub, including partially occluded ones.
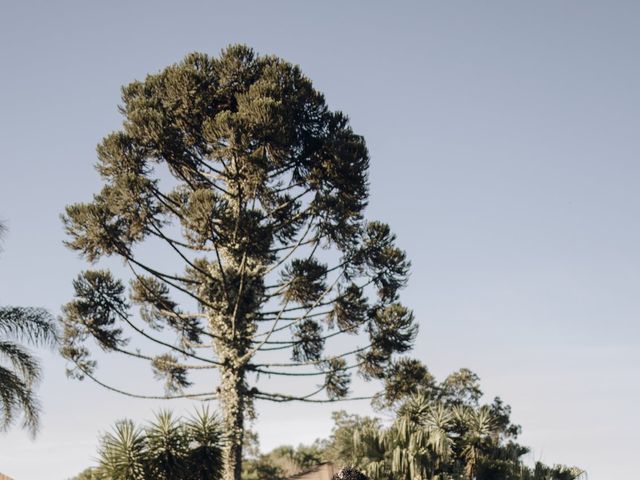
[95,409,223,480]
[60,45,416,480]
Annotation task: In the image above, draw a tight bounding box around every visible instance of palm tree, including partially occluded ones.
[341,395,458,480]
[452,405,498,480]
[0,221,56,434]
[384,396,456,480]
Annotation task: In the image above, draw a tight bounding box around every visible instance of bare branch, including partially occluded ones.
[147,221,219,285]
[256,322,359,350]
[72,362,216,400]
[112,346,217,369]
[253,389,372,404]
[253,345,371,368]
[249,360,363,377]
[255,308,332,324]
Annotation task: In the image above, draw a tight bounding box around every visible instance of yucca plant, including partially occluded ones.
[452,405,498,480]
[383,402,456,480]
[184,407,224,480]
[93,408,223,480]
[352,423,389,480]
[145,411,190,479]
[98,420,147,480]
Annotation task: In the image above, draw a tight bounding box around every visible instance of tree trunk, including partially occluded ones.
[220,365,246,480]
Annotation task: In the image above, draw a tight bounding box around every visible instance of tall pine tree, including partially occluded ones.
[60,45,416,480]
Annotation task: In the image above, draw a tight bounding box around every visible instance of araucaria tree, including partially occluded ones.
[60,45,416,480]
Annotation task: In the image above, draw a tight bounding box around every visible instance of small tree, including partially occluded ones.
[60,46,416,480]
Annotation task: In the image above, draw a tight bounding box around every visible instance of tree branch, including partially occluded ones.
[253,345,371,368]
[72,362,216,400]
[253,389,372,404]
[90,283,222,367]
[111,346,217,369]
[249,360,364,377]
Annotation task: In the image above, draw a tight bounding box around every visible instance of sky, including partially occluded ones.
[0,1,639,478]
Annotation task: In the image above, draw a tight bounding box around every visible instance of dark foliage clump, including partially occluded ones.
[332,467,370,480]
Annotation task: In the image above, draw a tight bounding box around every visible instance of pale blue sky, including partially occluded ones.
[1,1,639,478]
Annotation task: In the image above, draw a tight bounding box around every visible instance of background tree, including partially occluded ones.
[68,468,100,480]
[324,365,585,480]
[60,45,416,480]
[242,441,326,480]
[0,221,56,434]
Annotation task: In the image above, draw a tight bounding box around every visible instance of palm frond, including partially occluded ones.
[0,340,41,384]
[0,364,40,434]
[0,306,57,346]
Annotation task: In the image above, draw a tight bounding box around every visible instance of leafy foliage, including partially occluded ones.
[242,440,326,480]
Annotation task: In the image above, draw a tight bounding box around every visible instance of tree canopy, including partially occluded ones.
[60,45,416,480]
